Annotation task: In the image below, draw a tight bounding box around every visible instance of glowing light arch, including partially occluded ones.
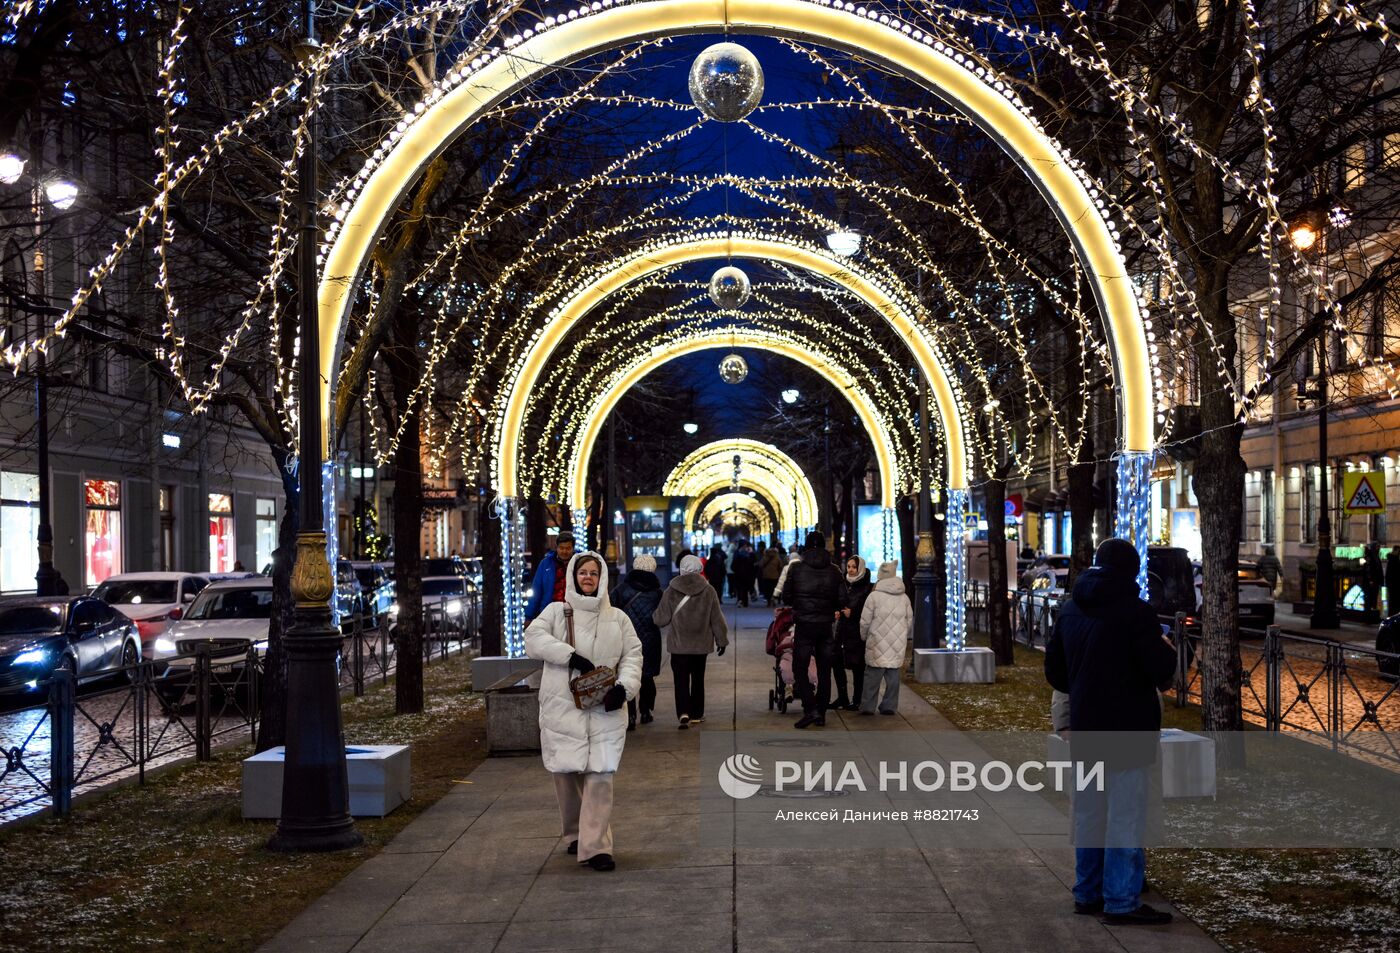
[663,439,819,531]
[684,483,783,534]
[700,493,772,535]
[317,0,1154,470]
[499,234,967,499]
[566,330,899,511]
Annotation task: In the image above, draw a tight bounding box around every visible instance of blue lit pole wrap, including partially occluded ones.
[571,507,588,537]
[1114,451,1154,597]
[497,496,526,657]
[945,488,969,651]
[322,461,340,626]
[881,507,898,565]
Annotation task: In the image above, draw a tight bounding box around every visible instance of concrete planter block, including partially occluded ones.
[914,647,996,684]
[472,655,542,691]
[1045,729,1216,799]
[242,745,411,819]
[486,668,542,756]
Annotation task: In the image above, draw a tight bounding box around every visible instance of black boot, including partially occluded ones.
[587,853,616,871]
[1102,904,1172,926]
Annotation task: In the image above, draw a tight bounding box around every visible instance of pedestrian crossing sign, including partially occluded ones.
[1342,471,1386,514]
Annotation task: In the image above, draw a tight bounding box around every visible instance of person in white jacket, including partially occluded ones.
[524,551,643,871]
[859,561,912,715]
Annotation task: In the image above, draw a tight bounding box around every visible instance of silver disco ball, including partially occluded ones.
[708,266,751,309]
[688,42,764,123]
[719,352,749,384]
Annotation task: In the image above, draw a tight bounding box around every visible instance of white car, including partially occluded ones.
[91,572,212,657]
[152,578,272,678]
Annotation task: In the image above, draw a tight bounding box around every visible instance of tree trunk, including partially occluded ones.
[1193,285,1246,758]
[986,470,1014,665]
[256,449,298,752]
[527,496,547,566]
[387,306,424,716]
[1067,447,1096,582]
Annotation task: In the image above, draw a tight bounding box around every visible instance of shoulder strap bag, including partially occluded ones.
[563,604,617,710]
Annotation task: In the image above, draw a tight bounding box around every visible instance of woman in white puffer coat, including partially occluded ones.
[525,551,643,871]
[859,561,912,715]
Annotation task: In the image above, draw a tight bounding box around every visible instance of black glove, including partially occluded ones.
[602,684,626,712]
[716,645,726,656]
[568,652,595,674]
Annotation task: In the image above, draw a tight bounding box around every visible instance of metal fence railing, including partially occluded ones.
[2,594,481,822]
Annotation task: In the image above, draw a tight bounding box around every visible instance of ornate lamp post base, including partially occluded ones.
[912,529,939,650]
[268,532,362,853]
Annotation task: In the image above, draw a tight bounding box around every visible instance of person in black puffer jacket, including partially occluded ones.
[610,555,664,729]
[1044,538,1177,927]
[782,531,848,728]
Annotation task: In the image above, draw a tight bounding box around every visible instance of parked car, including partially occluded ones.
[420,555,467,578]
[1376,615,1400,682]
[389,575,480,639]
[0,597,141,696]
[91,571,211,654]
[335,559,365,631]
[151,578,272,684]
[1212,561,1277,631]
[348,560,395,627]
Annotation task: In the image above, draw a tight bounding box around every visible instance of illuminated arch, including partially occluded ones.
[664,439,819,530]
[682,478,795,532]
[700,493,772,535]
[497,234,966,497]
[566,330,899,509]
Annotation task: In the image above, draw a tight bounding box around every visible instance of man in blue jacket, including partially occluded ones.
[1045,537,1177,927]
[525,533,575,623]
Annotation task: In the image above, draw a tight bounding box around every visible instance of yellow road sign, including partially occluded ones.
[1342,471,1386,514]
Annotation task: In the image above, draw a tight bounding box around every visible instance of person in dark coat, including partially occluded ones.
[1255,544,1282,592]
[831,555,871,710]
[1387,548,1400,617]
[704,545,728,601]
[1044,538,1177,927]
[730,543,757,607]
[783,531,847,729]
[1362,541,1384,617]
[611,554,664,729]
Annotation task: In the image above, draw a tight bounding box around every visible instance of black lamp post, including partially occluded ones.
[268,0,361,853]
[912,375,938,649]
[1311,328,1340,629]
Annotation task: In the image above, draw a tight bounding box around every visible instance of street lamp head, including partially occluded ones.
[825,229,862,257]
[781,388,800,404]
[683,421,699,434]
[45,179,78,210]
[1288,221,1318,251]
[0,152,25,186]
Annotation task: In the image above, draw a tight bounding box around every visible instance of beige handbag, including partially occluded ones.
[563,605,617,710]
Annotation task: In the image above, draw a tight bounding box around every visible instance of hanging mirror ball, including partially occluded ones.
[719,352,749,384]
[708,265,751,309]
[688,42,764,123]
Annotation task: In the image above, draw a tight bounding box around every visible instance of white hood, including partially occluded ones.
[563,550,610,615]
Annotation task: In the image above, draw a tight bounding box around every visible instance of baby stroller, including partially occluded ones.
[765,608,794,713]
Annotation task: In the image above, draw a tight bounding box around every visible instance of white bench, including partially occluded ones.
[241,744,411,818]
[914,646,996,683]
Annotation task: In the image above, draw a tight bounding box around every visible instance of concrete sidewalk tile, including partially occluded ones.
[738,908,972,945]
[737,863,952,913]
[514,865,732,920]
[277,850,439,938]
[351,921,508,953]
[496,914,733,953]
[258,932,362,953]
[375,874,536,926]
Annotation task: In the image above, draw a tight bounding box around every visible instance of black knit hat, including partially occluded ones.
[1093,537,1140,579]
[805,531,825,550]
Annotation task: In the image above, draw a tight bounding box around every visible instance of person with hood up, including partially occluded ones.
[524,532,576,622]
[859,561,911,715]
[524,551,643,872]
[610,554,664,729]
[653,554,729,728]
[731,542,757,607]
[782,532,847,729]
[1044,538,1177,926]
[832,555,872,710]
[759,542,786,606]
[703,544,729,601]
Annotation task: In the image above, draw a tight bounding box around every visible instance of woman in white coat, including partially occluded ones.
[525,551,643,871]
[859,561,912,715]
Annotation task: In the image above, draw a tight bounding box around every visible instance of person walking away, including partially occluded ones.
[1044,538,1177,926]
[525,532,577,623]
[524,551,643,872]
[654,554,728,728]
[783,532,847,729]
[1362,541,1384,618]
[759,542,785,606]
[704,544,728,601]
[832,555,871,710]
[731,543,757,607]
[611,554,664,729]
[859,561,911,715]
[1387,548,1400,617]
[1256,544,1282,596]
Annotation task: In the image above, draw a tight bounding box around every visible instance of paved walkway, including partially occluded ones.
[260,606,1223,953]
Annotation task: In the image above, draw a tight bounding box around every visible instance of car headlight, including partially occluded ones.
[154,638,177,654]
[445,599,463,615]
[12,648,47,665]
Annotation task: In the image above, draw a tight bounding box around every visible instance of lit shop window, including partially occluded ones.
[255,498,277,574]
[0,471,39,592]
[84,479,123,587]
[209,493,235,573]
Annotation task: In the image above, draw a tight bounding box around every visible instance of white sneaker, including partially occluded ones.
[690,716,705,724]
[678,715,690,729]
